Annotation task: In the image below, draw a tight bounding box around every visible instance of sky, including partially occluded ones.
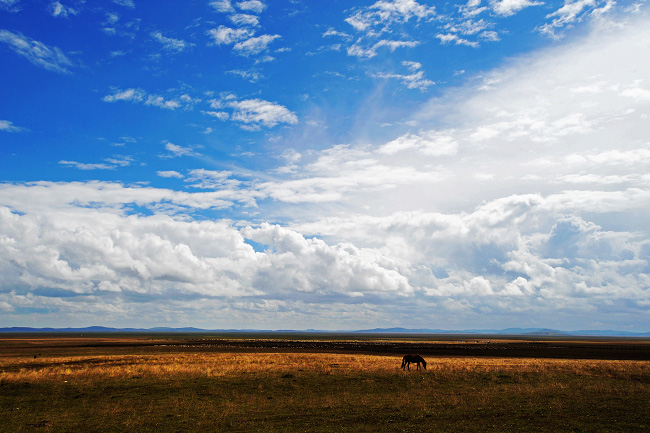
[1,0,650,332]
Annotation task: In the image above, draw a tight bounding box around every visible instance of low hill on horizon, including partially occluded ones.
[1,326,649,337]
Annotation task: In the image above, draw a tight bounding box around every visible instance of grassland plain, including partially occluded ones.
[1,335,649,432]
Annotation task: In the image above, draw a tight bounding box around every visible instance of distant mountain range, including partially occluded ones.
[1,326,649,337]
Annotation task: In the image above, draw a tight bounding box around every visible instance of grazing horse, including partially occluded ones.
[401,354,426,371]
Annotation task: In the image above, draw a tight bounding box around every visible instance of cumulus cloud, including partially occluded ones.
[0,30,75,74]
[2,180,648,329]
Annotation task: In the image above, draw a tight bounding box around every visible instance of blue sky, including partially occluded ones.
[2,0,650,331]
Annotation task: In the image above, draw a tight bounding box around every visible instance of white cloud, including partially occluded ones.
[112,0,134,8]
[538,0,615,38]
[373,61,435,90]
[0,0,20,12]
[379,130,458,155]
[207,27,279,57]
[229,13,259,26]
[186,169,241,189]
[346,0,436,33]
[203,110,230,120]
[0,30,75,74]
[102,88,189,110]
[207,26,253,45]
[59,161,116,170]
[145,95,181,110]
[227,68,263,82]
[228,98,297,128]
[490,0,542,16]
[237,0,266,13]
[157,171,184,179]
[209,0,235,13]
[49,1,79,18]
[436,33,479,47]
[259,144,447,203]
[161,141,198,158]
[0,120,25,132]
[233,34,280,55]
[323,28,351,39]
[151,31,193,52]
[102,88,145,103]
[60,156,133,171]
[347,39,419,58]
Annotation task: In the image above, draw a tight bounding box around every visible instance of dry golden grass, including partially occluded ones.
[1,339,649,432]
[2,351,649,383]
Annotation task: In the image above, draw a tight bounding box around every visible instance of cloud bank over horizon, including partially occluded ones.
[1,1,649,332]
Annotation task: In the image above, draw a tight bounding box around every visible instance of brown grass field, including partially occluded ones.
[1,334,649,432]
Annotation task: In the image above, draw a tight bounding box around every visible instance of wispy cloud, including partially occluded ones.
[435,33,479,47]
[373,61,435,91]
[151,31,193,52]
[59,156,133,170]
[229,13,259,26]
[227,68,263,82]
[209,0,235,13]
[157,171,184,179]
[102,88,197,110]
[49,1,79,18]
[0,0,20,12]
[112,0,134,8]
[233,34,280,55]
[159,141,200,158]
[209,95,297,129]
[207,26,280,56]
[207,26,254,45]
[0,120,25,133]
[0,30,75,74]
[346,0,436,33]
[237,0,266,14]
[538,0,615,38]
[347,39,419,58]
